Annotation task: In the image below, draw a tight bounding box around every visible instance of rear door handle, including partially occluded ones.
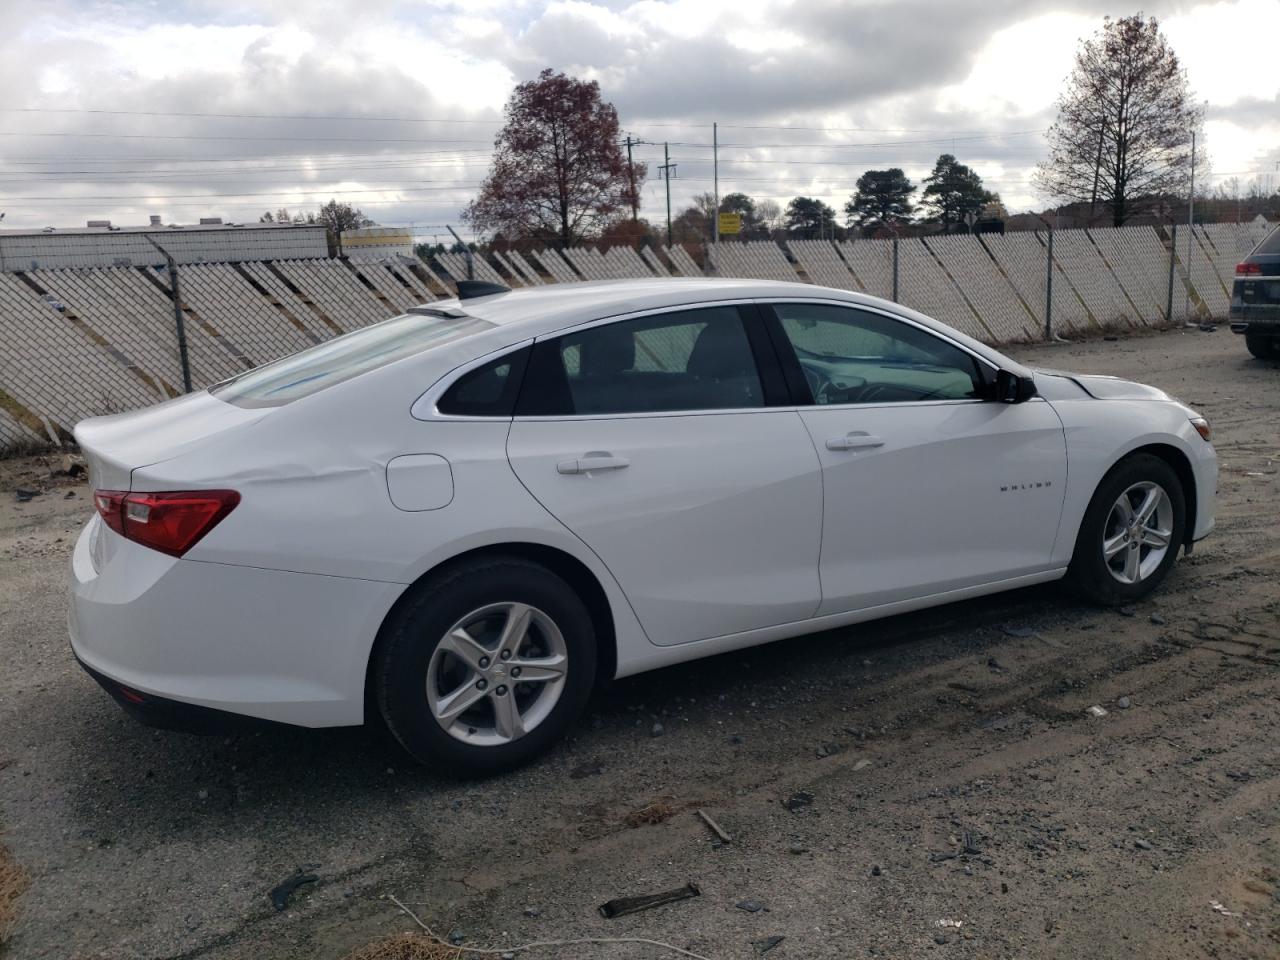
[825,432,884,452]
[557,452,631,475]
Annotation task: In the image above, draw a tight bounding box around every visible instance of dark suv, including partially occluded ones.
[1230,224,1280,360]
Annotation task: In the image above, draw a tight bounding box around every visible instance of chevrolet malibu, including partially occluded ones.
[71,278,1217,773]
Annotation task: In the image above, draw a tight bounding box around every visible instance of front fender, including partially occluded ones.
[1048,399,1217,565]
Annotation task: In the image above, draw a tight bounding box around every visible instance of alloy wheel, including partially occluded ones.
[1101,480,1174,585]
[426,602,568,746]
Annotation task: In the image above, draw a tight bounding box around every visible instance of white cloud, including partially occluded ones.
[0,0,1270,234]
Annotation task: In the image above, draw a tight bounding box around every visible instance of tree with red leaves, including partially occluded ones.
[464,69,644,247]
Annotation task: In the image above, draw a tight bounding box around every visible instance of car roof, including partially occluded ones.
[425,277,1018,371]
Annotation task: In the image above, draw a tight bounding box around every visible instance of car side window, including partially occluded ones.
[771,303,986,405]
[437,346,530,417]
[517,306,765,416]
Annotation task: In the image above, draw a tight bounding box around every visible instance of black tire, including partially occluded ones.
[1067,453,1187,606]
[374,556,597,776]
[1245,334,1278,360]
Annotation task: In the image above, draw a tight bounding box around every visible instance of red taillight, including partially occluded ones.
[94,489,127,537]
[92,489,240,557]
[1236,262,1262,276]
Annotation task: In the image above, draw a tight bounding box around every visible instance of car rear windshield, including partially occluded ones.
[1255,225,1280,256]
[211,311,494,407]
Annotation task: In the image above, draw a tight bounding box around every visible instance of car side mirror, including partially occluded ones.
[995,369,1037,403]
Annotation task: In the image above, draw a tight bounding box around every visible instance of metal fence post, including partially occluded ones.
[142,235,193,393]
[166,256,194,393]
[1044,226,1054,341]
[1166,223,1178,323]
[891,238,900,302]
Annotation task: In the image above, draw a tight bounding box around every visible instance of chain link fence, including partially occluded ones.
[0,220,1272,455]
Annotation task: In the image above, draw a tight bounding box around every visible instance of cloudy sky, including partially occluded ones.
[2,0,1277,240]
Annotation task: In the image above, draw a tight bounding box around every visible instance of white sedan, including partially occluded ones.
[70,278,1217,773]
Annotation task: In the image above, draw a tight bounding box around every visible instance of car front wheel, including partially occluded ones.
[1067,453,1187,606]
[374,556,597,775]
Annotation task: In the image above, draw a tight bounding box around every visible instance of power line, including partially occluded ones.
[0,132,494,144]
[0,107,504,124]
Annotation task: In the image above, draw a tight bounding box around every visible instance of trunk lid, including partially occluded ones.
[74,390,270,491]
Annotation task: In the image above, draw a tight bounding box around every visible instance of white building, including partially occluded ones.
[341,226,414,260]
[0,218,330,271]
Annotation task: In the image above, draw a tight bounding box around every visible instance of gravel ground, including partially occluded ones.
[1,326,1278,960]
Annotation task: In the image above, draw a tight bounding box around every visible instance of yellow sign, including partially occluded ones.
[718,213,743,235]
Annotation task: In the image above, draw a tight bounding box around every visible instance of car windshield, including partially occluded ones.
[211,310,494,407]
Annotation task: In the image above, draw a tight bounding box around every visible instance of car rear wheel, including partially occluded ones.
[374,557,597,775]
[1245,334,1278,360]
[1067,454,1186,606]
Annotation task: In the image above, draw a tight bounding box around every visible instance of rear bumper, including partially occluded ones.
[76,656,277,734]
[69,517,403,728]
[1229,303,1280,334]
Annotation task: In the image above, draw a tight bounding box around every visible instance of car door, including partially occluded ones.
[762,300,1068,616]
[506,303,823,647]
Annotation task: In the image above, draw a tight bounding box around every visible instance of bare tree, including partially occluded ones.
[1035,14,1201,227]
[314,200,374,255]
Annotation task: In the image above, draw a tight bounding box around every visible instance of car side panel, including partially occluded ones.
[129,393,654,704]
[1046,399,1218,565]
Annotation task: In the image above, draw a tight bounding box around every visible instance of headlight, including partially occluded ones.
[1189,416,1212,442]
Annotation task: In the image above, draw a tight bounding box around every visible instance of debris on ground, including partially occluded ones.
[0,843,29,946]
[270,870,319,911]
[1118,605,1138,617]
[1134,839,1153,850]
[624,797,680,828]
[650,722,665,737]
[783,790,815,812]
[696,808,732,844]
[14,489,37,503]
[341,932,462,960]
[598,882,701,919]
[751,935,785,954]
[1117,696,1131,709]
[1209,900,1242,918]
[735,899,766,913]
[1086,705,1109,718]
[936,918,964,929]
[962,832,981,855]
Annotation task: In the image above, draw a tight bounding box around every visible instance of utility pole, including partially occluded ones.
[712,122,720,249]
[1185,129,1196,324]
[658,143,677,247]
[623,134,644,223]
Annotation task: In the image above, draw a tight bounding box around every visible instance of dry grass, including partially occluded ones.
[623,796,681,828]
[0,842,29,946]
[342,933,462,960]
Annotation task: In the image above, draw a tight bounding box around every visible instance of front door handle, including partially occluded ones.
[557,452,631,475]
[826,432,884,452]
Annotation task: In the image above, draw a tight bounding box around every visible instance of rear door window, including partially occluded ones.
[517,306,767,416]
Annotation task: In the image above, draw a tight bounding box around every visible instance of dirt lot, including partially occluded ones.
[1,326,1278,960]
